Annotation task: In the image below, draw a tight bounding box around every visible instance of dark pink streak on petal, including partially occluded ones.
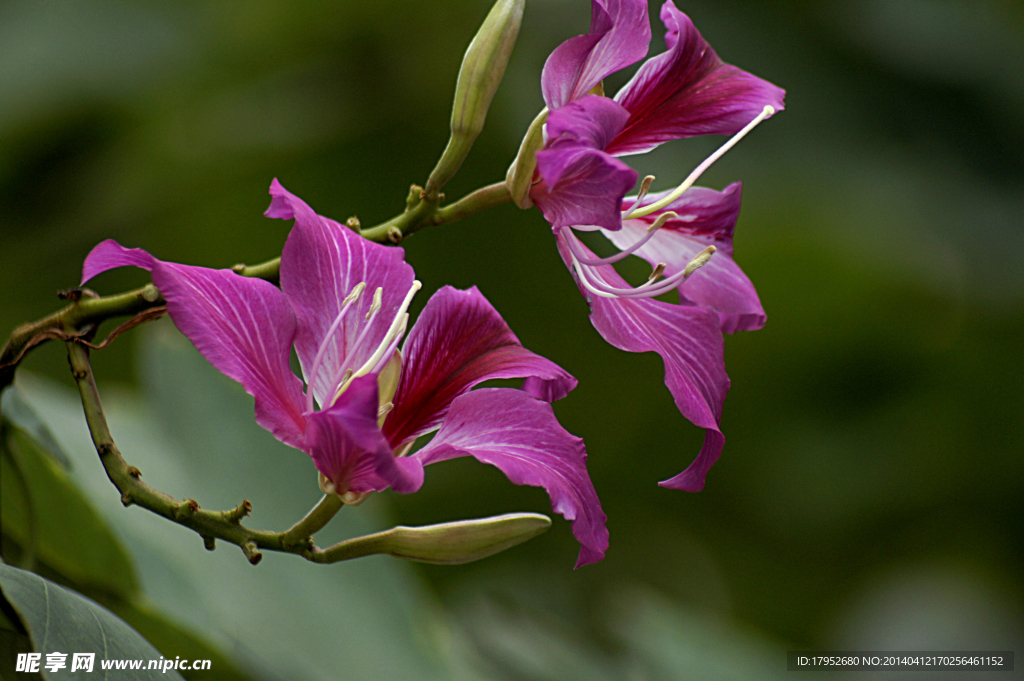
[82,239,307,449]
[413,388,608,567]
[305,375,424,494]
[608,1,785,156]
[541,0,651,109]
[383,286,576,449]
[270,179,416,408]
[557,233,729,490]
[607,183,765,332]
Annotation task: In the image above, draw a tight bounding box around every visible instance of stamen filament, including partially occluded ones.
[564,213,676,268]
[628,105,775,219]
[622,175,656,218]
[306,282,365,413]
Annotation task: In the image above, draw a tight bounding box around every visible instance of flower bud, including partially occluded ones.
[505,107,547,209]
[322,513,551,564]
[425,0,525,196]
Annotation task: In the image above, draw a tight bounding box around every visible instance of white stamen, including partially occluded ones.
[629,105,775,219]
[683,246,717,279]
[333,280,421,402]
[305,282,365,413]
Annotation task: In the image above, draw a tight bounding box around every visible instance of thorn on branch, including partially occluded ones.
[242,541,263,565]
[127,466,141,478]
[224,499,252,524]
[202,535,216,551]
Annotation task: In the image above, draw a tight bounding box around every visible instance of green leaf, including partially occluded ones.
[0,416,139,601]
[0,564,184,680]
[1,387,70,469]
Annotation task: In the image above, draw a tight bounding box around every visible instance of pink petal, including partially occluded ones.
[607,183,765,332]
[556,232,729,490]
[269,179,416,408]
[608,1,785,156]
[383,286,576,448]
[81,240,307,449]
[541,0,651,109]
[413,388,608,567]
[305,375,424,494]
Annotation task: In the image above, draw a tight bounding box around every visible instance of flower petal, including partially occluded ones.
[269,179,416,408]
[541,0,651,109]
[305,375,424,495]
[81,240,307,448]
[556,232,729,490]
[383,286,576,448]
[533,101,638,232]
[413,388,608,567]
[608,1,785,156]
[607,183,765,332]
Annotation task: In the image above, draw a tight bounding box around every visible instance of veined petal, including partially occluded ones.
[607,183,765,332]
[534,150,637,232]
[305,375,424,495]
[383,286,576,448]
[541,0,651,109]
[269,179,416,407]
[81,240,307,448]
[608,1,785,156]
[545,95,631,153]
[556,233,729,491]
[413,388,608,567]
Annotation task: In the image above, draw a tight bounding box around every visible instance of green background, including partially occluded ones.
[2,0,1022,678]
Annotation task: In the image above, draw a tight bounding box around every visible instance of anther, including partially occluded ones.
[648,263,667,282]
[683,246,717,279]
[377,401,394,419]
[647,210,678,233]
[366,287,383,320]
[343,282,367,306]
[622,175,656,218]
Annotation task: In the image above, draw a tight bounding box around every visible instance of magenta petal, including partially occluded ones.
[305,375,424,494]
[608,1,785,155]
[607,183,765,332]
[541,0,651,109]
[383,286,576,448]
[413,388,608,567]
[545,95,631,155]
[557,233,729,490]
[82,240,308,449]
[269,179,416,407]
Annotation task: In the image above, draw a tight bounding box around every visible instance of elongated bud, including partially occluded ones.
[505,107,547,208]
[318,513,552,564]
[426,0,525,196]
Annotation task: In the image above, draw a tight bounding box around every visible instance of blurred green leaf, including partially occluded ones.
[1,387,70,468]
[0,563,184,680]
[0,403,139,600]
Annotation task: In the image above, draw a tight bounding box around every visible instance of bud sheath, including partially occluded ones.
[426,0,525,195]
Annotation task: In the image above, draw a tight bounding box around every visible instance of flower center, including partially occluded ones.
[563,105,774,301]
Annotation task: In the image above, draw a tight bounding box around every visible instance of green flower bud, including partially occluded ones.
[318,513,551,564]
[426,0,525,196]
[505,107,547,209]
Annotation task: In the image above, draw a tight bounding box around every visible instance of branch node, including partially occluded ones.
[73,369,89,380]
[140,285,160,303]
[120,492,133,507]
[242,541,263,565]
[174,498,200,519]
[97,442,114,456]
[127,465,142,478]
[57,288,84,302]
[345,216,361,231]
[387,226,403,244]
[224,499,252,524]
[231,263,247,274]
[202,535,216,551]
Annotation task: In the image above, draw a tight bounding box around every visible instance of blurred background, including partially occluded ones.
[1,0,1022,678]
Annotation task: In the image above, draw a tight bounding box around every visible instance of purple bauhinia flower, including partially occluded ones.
[81,180,609,566]
[520,0,784,490]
